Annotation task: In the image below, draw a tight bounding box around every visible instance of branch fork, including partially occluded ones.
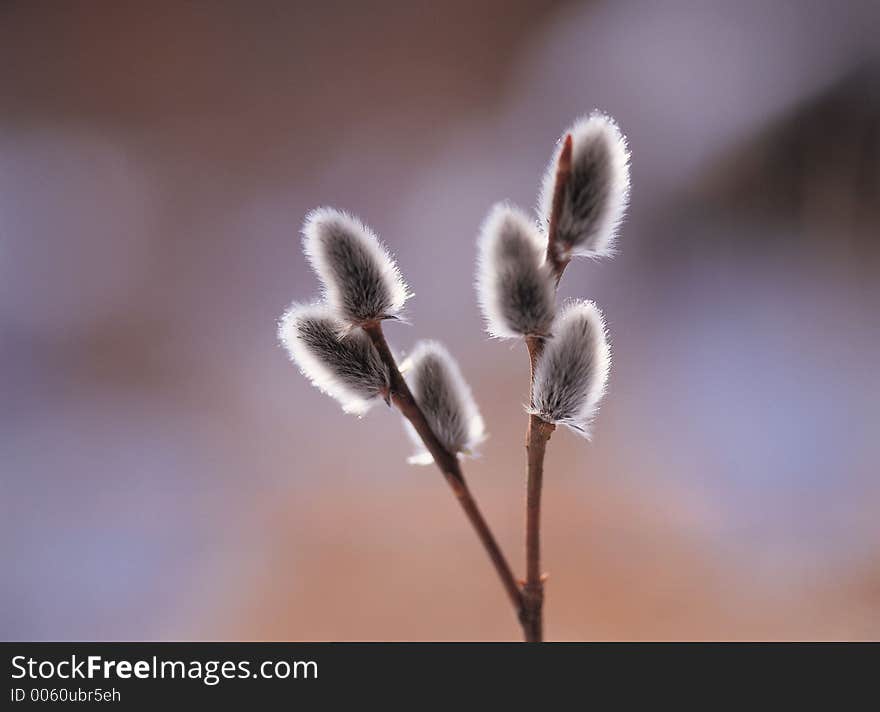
[281,112,628,641]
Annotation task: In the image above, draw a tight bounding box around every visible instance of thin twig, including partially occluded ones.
[362,320,526,628]
[521,132,573,641]
[523,339,555,642]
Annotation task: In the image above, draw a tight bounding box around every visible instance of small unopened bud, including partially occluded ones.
[302,207,411,325]
[278,302,390,415]
[539,113,630,259]
[400,341,486,464]
[476,203,556,339]
[530,300,611,437]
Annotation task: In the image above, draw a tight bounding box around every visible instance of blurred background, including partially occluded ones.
[2,0,879,641]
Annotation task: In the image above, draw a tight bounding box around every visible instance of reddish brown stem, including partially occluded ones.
[523,337,555,641]
[363,321,526,629]
[523,413,554,641]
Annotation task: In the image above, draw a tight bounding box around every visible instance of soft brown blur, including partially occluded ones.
[2,0,879,641]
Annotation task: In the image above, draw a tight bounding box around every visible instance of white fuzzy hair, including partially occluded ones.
[530,300,611,437]
[538,113,630,258]
[400,340,486,465]
[475,203,556,339]
[302,207,411,325]
[277,302,389,415]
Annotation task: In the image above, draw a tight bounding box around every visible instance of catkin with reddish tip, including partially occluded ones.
[538,113,630,258]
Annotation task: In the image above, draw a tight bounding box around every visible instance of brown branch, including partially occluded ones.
[520,133,573,641]
[362,320,526,630]
[522,337,555,641]
[523,413,554,641]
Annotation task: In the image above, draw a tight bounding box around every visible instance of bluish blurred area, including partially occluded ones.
[2,0,878,640]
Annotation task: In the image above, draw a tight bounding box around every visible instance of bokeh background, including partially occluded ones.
[2,0,879,641]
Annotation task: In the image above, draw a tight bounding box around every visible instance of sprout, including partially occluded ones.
[530,300,611,437]
[400,341,486,464]
[302,207,411,325]
[476,203,556,339]
[538,113,630,259]
[278,302,389,415]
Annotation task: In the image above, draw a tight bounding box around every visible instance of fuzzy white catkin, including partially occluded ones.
[302,207,410,325]
[530,300,611,437]
[277,302,389,415]
[538,113,630,258]
[400,341,486,465]
[476,203,556,339]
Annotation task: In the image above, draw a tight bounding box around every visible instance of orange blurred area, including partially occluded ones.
[2,0,878,640]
